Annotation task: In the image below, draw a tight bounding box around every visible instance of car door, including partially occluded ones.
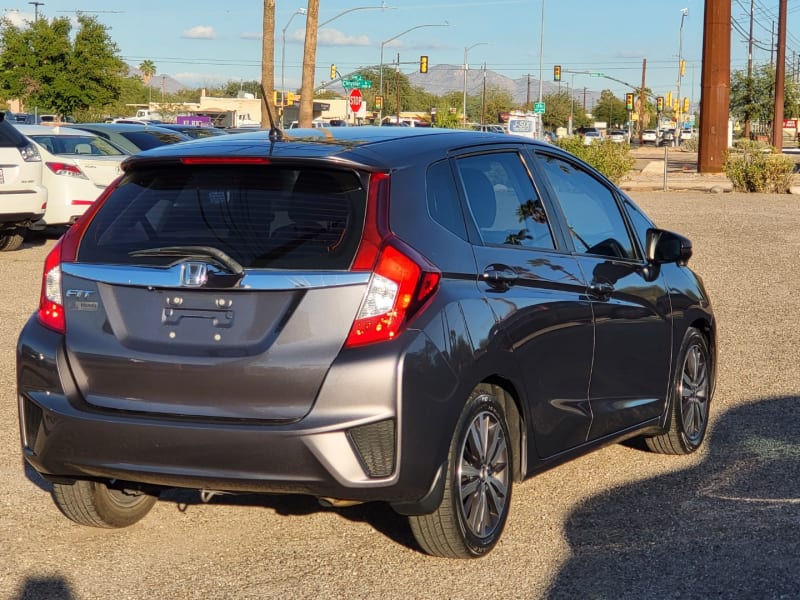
[454,148,595,459]
[533,150,673,439]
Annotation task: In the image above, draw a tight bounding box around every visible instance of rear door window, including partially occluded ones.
[77,164,366,270]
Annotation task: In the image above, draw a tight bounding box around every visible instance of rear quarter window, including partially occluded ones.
[77,164,366,270]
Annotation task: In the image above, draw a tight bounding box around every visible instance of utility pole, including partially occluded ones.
[638,58,647,144]
[772,0,787,150]
[698,0,731,174]
[744,0,754,139]
[526,74,531,111]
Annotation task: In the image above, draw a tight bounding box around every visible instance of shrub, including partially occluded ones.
[554,137,635,184]
[680,136,699,152]
[723,140,795,193]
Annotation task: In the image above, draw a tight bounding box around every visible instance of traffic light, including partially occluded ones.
[330,64,336,79]
[625,93,634,111]
[666,91,673,107]
[420,55,428,73]
[656,96,664,112]
[680,60,686,77]
[554,65,561,82]
[375,95,383,110]
[287,92,295,106]
[273,91,278,106]
[682,97,690,113]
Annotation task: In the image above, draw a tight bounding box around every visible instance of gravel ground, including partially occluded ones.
[1,191,798,600]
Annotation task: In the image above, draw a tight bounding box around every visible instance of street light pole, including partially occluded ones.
[676,8,688,144]
[29,2,43,21]
[537,0,545,138]
[463,42,487,128]
[378,21,449,123]
[281,8,307,128]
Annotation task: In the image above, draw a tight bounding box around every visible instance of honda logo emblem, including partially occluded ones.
[181,262,208,287]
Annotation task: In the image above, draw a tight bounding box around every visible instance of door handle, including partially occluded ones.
[588,280,614,300]
[482,265,518,290]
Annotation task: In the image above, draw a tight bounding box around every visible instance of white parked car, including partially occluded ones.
[15,124,128,227]
[607,130,628,144]
[583,130,602,145]
[0,115,47,250]
[642,129,659,145]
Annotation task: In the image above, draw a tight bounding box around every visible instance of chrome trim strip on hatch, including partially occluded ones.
[61,263,372,290]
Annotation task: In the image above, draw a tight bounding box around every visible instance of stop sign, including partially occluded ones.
[348,89,363,112]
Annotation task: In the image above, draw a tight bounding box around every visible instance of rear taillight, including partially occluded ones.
[46,162,87,179]
[38,241,65,332]
[36,180,118,333]
[345,172,440,347]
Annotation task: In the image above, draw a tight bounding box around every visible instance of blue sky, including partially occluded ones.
[5,1,799,101]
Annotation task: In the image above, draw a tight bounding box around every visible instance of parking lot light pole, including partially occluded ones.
[463,43,487,128]
[378,22,449,123]
[281,8,307,128]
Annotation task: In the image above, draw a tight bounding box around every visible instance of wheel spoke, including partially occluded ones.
[679,341,710,444]
[458,407,511,539]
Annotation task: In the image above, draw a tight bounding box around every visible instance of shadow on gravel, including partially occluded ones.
[13,576,75,600]
[159,487,419,551]
[546,396,800,600]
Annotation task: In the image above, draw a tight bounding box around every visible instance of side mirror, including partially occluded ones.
[646,228,692,265]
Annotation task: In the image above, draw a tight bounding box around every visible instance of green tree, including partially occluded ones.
[138,60,156,85]
[592,90,629,129]
[542,90,589,129]
[469,86,514,125]
[0,14,126,117]
[730,63,800,136]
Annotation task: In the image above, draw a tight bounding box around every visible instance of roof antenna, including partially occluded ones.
[259,84,283,142]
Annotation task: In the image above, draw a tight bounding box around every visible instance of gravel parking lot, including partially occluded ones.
[1,191,798,599]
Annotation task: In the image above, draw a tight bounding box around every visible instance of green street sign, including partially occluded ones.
[590,72,604,77]
[533,101,545,114]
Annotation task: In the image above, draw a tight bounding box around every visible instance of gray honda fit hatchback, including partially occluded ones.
[17,127,715,558]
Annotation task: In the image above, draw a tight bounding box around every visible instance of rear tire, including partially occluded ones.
[52,480,157,528]
[646,327,712,455]
[409,385,512,558]
[0,228,25,251]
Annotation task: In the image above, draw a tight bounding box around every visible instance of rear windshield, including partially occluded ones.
[28,134,126,156]
[77,164,366,270]
[120,130,187,150]
[0,121,29,148]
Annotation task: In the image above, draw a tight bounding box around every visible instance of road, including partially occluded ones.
[1,191,798,599]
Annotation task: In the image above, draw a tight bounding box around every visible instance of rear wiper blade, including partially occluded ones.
[129,246,245,276]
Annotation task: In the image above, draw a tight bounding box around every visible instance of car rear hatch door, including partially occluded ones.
[63,161,370,422]
[69,155,124,187]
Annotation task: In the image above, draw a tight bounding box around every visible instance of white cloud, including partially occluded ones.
[240,32,261,40]
[182,26,216,40]
[3,10,33,27]
[318,29,370,47]
[287,28,370,47]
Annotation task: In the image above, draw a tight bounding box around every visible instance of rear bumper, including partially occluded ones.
[17,316,460,505]
[0,187,47,226]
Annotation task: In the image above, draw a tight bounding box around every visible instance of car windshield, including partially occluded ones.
[29,134,126,156]
[77,164,367,270]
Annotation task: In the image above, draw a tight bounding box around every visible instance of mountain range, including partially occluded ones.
[134,63,604,108]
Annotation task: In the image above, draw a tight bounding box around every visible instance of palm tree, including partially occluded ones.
[260,0,275,128]
[139,60,156,86]
[298,0,319,128]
